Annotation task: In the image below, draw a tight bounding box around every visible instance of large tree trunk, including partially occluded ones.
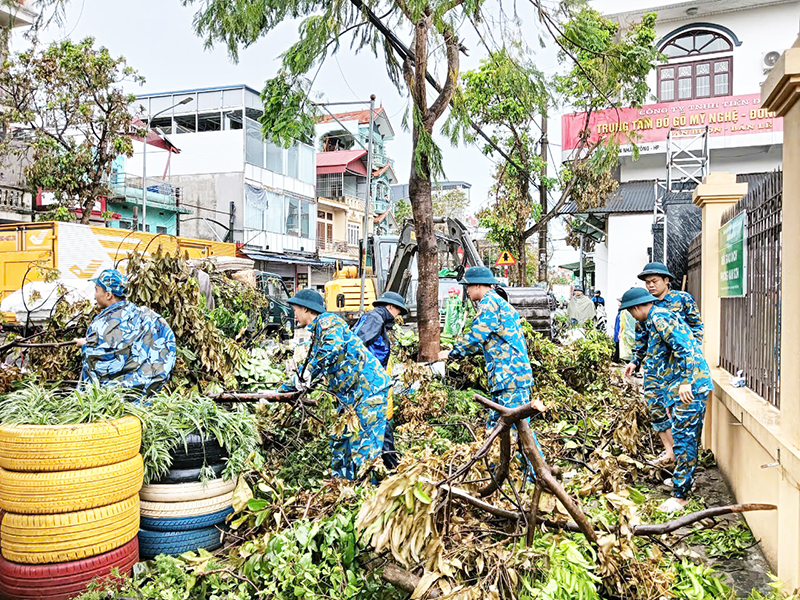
[402,15,460,361]
[409,132,440,361]
[515,240,527,286]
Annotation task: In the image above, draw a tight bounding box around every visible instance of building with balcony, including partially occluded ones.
[0,0,37,224]
[126,85,319,292]
[313,107,398,286]
[561,0,796,332]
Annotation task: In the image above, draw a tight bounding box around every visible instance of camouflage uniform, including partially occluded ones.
[80,301,177,395]
[449,290,539,475]
[632,290,703,432]
[279,313,391,480]
[643,306,712,499]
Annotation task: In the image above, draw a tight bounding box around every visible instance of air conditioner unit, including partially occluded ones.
[762,51,781,73]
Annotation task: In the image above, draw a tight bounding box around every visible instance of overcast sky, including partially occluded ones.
[18,0,578,267]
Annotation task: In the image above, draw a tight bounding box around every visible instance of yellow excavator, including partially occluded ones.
[324,217,552,336]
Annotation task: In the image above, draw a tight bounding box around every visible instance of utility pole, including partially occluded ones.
[359,95,376,314]
[579,232,585,289]
[538,109,549,284]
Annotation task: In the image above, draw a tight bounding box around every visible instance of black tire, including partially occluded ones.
[138,526,224,559]
[154,462,225,484]
[169,433,227,470]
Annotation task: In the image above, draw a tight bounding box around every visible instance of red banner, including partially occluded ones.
[561,93,782,154]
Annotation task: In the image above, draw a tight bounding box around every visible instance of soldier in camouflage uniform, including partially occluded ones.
[620,287,712,512]
[624,262,704,465]
[439,266,543,477]
[75,269,176,395]
[278,289,391,481]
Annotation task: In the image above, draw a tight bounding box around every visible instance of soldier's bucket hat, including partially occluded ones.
[637,262,675,281]
[374,291,408,315]
[619,287,660,310]
[288,289,326,314]
[458,266,499,286]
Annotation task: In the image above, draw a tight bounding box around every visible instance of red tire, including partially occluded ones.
[0,537,138,600]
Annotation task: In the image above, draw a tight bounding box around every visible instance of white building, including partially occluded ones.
[561,0,798,332]
[0,0,37,224]
[127,85,319,292]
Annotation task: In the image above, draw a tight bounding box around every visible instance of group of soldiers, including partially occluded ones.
[78,260,710,512]
[620,262,710,512]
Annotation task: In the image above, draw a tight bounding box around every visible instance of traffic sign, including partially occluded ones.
[495,250,517,266]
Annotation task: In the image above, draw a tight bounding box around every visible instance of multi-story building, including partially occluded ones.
[126,85,319,292]
[313,107,398,285]
[0,0,37,224]
[561,0,796,331]
[390,180,473,221]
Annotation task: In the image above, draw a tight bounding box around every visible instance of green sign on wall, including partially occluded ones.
[719,212,747,297]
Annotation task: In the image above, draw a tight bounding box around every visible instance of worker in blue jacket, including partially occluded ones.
[620,287,712,512]
[624,262,704,465]
[439,266,543,478]
[351,291,407,470]
[75,269,176,395]
[278,289,391,481]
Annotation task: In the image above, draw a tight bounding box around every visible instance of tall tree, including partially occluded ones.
[182,0,475,361]
[432,188,469,220]
[447,8,662,285]
[0,37,144,223]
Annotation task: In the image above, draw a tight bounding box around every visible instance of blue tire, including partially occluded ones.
[138,526,224,558]
[140,506,233,532]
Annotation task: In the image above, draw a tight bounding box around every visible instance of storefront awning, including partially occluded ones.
[243,250,327,267]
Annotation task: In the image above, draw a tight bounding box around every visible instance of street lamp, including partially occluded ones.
[141,96,193,232]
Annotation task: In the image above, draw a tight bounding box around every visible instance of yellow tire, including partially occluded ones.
[0,496,140,564]
[0,416,141,472]
[0,455,143,514]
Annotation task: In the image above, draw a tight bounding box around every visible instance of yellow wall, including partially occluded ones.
[690,38,800,586]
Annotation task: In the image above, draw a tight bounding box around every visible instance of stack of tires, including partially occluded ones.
[138,433,234,559]
[0,417,143,600]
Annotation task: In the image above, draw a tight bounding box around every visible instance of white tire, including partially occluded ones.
[139,478,235,502]
[139,490,235,518]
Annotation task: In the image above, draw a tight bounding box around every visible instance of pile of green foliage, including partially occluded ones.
[0,385,261,484]
[126,247,242,387]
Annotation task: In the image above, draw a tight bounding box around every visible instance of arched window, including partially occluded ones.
[657,29,734,103]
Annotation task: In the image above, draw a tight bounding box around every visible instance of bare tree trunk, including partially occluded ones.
[516,239,527,286]
[402,15,460,362]
[409,147,440,361]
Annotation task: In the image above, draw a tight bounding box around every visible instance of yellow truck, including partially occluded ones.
[0,221,238,301]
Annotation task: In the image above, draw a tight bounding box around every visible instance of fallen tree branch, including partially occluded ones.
[478,428,510,497]
[442,484,522,520]
[210,390,317,407]
[630,504,777,535]
[382,562,442,598]
[438,488,777,541]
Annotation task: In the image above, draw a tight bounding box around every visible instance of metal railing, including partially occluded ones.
[686,234,702,310]
[719,170,782,407]
[0,185,27,213]
[316,237,358,256]
[108,172,181,208]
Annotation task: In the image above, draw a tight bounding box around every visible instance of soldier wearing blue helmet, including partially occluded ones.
[351,291,408,470]
[623,262,703,466]
[278,289,392,480]
[620,287,711,512]
[74,268,176,395]
[439,266,544,477]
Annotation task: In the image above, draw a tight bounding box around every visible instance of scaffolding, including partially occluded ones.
[653,126,709,265]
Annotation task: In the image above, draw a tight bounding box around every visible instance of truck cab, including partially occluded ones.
[254,271,295,339]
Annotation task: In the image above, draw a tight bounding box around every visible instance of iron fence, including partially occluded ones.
[686,234,702,310]
[719,170,782,407]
